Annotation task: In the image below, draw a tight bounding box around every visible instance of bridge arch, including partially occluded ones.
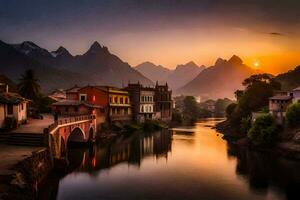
[68,127,86,146]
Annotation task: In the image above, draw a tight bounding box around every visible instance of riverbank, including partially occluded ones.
[215,120,300,161]
[0,145,52,200]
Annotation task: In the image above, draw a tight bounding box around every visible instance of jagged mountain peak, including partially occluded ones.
[228,55,243,65]
[215,58,227,66]
[85,41,109,55]
[20,41,40,49]
[176,61,199,70]
[51,46,72,58]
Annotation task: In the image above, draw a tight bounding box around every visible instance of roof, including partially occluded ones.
[79,85,129,95]
[0,92,29,104]
[293,86,300,91]
[269,95,292,101]
[66,85,81,93]
[52,100,103,108]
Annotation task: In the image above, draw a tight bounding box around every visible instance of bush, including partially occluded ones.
[247,114,277,145]
[240,117,251,135]
[286,103,300,127]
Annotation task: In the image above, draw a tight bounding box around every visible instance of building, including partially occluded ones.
[154,82,172,122]
[269,95,293,124]
[66,85,81,100]
[52,99,105,130]
[107,87,132,122]
[60,85,132,123]
[290,86,300,103]
[48,89,66,102]
[0,92,29,128]
[126,83,155,122]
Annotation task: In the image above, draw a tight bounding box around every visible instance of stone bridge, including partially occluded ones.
[44,114,96,159]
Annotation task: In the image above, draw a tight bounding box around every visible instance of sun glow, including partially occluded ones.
[253,61,260,69]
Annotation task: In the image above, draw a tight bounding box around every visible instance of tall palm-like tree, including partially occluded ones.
[18,69,41,101]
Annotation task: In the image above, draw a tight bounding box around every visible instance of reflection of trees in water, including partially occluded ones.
[66,129,173,172]
[227,144,300,199]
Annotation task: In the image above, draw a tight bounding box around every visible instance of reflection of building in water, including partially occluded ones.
[68,130,173,171]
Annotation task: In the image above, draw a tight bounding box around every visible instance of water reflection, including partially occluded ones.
[40,119,300,200]
[66,130,172,173]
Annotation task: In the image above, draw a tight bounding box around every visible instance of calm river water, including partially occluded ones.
[40,119,300,200]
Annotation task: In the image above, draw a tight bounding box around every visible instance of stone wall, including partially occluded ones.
[1,148,53,200]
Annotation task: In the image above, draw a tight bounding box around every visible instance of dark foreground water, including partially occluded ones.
[40,119,300,200]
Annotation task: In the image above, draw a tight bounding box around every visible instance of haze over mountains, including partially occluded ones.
[0,40,152,91]
[135,61,205,89]
[177,55,258,99]
[2,39,299,100]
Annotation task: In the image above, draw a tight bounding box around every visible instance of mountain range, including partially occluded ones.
[0,40,152,92]
[176,55,258,99]
[135,61,205,89]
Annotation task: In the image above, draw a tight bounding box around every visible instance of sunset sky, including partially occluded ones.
[1,0,300,74]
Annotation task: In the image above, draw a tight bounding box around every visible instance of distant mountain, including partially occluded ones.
[167,61,204,89]
[135,61,204,89]
[0,40,152,91]
[134,62,172,83]
[177,55,257,99]
[275,65,300,90]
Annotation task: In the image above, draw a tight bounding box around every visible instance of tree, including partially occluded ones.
[214,98,234,117]
[286,103,300,127]
[228,74,281,126]
[226,103,237,118]
[247,114,277,145]
[18,69,41,101]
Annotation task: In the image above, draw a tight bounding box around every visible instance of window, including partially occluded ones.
[21,103,24,110]
[114,97,118,104]
[79,94,87,101]
[124,108,128,115]
[74,106,79,112]
[120,97,123,104]
[7,104,13,115]
[125,97,128,104]
[110,97,112,103]
[65,107,69,112]
[117,108,120,114]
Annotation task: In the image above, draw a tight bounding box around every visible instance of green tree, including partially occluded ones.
[248,114,277,145]
[286,103,300,127]
[229,74,281,126]
[18,69,41,101]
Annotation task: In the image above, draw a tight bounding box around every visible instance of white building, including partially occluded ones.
[0,92,29,128]
[139,90,155,122]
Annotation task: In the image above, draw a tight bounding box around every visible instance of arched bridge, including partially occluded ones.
[44,115,96,159]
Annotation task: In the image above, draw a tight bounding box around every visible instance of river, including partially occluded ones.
[39,119,300,200]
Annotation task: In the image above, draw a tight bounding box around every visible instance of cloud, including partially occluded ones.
[269,32,284,36]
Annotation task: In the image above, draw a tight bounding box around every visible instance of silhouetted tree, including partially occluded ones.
[18,69,41,101]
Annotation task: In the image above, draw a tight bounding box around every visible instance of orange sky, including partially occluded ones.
[3,0,300,75]
[106,26,300,75]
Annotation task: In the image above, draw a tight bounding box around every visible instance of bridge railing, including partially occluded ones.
[47,114,96,133]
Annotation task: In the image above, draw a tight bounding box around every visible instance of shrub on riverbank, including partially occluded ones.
[286,103,300,127]
[247,114,278,145]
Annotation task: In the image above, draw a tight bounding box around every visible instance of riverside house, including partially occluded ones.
[268,86,300,124]
[53,85,132,125]
[0,90,29,128]
[154,82,172,122]
[126,83,155,122]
